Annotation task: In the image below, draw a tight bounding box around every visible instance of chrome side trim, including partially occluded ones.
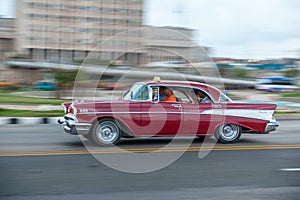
[78,111,185,115]
[77,109,275,121]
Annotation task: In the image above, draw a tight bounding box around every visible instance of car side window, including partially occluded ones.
[193,89,212,103]
[122,83,150,101]
[219,93,232,103]
[173,90,191,103]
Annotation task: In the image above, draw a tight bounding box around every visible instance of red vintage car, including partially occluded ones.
[58,79,279,146]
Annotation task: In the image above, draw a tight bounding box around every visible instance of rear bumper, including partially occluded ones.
[264,118,279,134]
[57,114,91,135]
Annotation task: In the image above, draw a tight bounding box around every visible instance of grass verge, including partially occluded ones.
[275,111,300,114]
[0,108,63,117]
[0,93,65,105]
[279,91,300,98]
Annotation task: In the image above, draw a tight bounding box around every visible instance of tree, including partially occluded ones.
[54,69,78,99]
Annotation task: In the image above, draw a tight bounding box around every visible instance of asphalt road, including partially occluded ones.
[0,120,300,153]
[0,121,300,200]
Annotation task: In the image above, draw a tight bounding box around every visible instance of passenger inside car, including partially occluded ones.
[161,86,177,102]
[194,89,211,103]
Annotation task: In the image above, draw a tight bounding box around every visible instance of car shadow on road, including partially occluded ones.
[111,136,216,147]
[63,136,271,149]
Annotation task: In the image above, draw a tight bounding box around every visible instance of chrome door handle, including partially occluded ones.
[213,104,222,109]
[172,104,182,108]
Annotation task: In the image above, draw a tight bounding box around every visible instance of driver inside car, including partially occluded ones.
[161,86,177,102]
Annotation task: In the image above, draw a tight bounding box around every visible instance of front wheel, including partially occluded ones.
[214,124,241,144]
[91,118,121,146]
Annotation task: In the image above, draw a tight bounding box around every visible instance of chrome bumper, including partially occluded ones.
[57,114,91,135]
[264,118,279,134]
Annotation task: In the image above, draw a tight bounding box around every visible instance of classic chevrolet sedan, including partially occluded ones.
[58,79,279,146]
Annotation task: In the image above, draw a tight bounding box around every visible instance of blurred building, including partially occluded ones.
[0,18,14,60]
[14,0,207,66]
[143,26,208,63]
[16,0,144,64]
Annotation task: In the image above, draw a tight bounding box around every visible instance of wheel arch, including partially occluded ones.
[228,119,267,133]
[91,116,135,138]
[212,117,266,134]
[214,123,242,143]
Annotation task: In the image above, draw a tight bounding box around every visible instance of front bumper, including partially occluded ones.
[264,117,279,134]
[57,114,92,135]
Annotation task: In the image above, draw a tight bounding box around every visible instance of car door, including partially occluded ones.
[182,102,215,135]
[140,101,183,136]
[181,88,223,135]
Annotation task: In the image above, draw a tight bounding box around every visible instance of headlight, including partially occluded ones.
[68,105,77,116]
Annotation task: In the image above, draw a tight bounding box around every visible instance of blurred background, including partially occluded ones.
[0,0,299,117]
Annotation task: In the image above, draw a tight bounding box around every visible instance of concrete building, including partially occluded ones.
[15,0,207,66]
[0,18,15,60]
[16,0,144,63]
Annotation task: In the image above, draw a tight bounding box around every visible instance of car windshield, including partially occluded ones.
[122,83,150,101]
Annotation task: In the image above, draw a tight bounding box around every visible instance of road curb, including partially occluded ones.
[0,117,59,125]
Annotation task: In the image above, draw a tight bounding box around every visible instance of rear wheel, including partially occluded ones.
[91,118,121,146]
[215,124,241,144]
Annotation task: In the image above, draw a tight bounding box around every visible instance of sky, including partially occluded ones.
[0,0,15,18]
[1,0,299,59]
[144,0,300,59]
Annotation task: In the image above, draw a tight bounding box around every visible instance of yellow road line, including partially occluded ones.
[1,144,300,157]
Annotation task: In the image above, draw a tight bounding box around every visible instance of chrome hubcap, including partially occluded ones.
[96,121,118,144]
[220,124,239,140]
